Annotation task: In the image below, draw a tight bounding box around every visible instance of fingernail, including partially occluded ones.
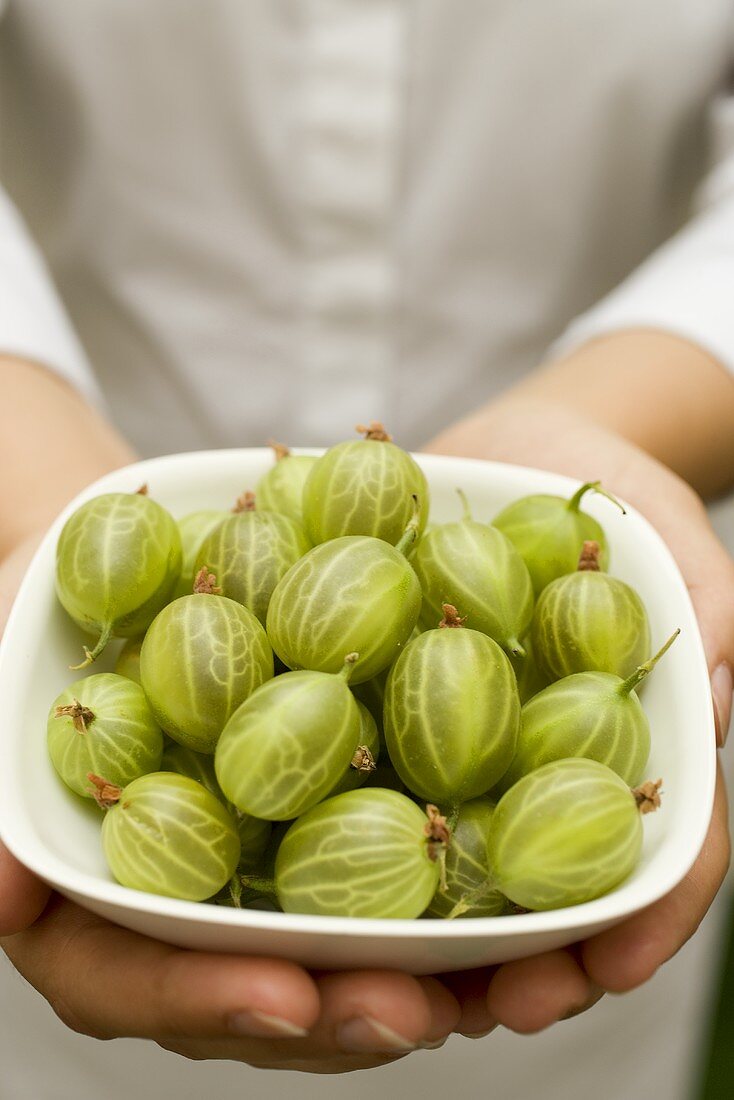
[337,1015,416,1054]
[228,1010,309,1038]
[420,1037,449,1049]
[712,663,733,747]
[460,1026,497,1039]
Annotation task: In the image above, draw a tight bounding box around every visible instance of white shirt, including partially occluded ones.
[1,3,734,1098]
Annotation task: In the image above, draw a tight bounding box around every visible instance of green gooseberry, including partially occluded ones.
[215,658,362,820]
[426,800,508,919]
[275,789,448,918]
[302,422,429,546]
[352,668,389,736]
[384,605,520,805]
[266,520,422,684]
[196,492,310,625]
[323,701,380,798]
[161,742,271,870]
[92,772,241,901]
[173,509,228,599]
[493,481,625,596]
[498,631,679,792]
[140,572,274,753]
[412,491,533,658]
[114,636,144,685]
[489,758,661,910]
[256,442,317,526]
[532,540,651,680]
[509,634,549,704]
[55,489,182,667]
[48,673,163,798]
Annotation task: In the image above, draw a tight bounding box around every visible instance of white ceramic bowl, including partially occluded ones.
[0,449,716,975]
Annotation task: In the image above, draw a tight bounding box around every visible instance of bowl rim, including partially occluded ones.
[0,448,717,942]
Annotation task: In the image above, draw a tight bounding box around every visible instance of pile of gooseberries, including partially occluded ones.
[47,428,671,919]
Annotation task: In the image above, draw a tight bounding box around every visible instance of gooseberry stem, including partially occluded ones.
[350,745,377,772]
[618,629,681,696]
[54,699,95,733]
[506,636,526,659]
[446,879,502,920]
[456,488,473,522]
[632,778,663,814]
[269,440,291,462]
[240,874,277,897]
[232,490,256,513]
[69,624,112,670]
[338,652,360,683]
[577,540,602,572]
[87,772,123,810]
[394,495,421,556]
[193,566,222,595]
[355,421,392,442]
[439,604,466,629]
[567,481,626,516]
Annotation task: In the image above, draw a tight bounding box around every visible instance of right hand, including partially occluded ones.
[0,536,460,1072]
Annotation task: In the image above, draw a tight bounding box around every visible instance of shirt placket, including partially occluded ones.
[297,0,405,442]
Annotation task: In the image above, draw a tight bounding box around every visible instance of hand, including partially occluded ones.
[0,537,460,1071]
[424,396,733,1035]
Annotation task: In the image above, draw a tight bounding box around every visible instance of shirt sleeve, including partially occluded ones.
[0,187,103,405]
[549,94,734,374]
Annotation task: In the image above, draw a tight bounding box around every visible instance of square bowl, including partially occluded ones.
[0,449,716,975]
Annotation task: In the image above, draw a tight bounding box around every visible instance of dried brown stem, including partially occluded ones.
[54,700,95,733]
[135,483,149,496]
[87,773,123,810]
[232,490,256,513]
[577,540,602,572]
[350,745,377,773]
[268,440,291,462]
[439,604,467,629]
[355,422,392,442]
[632,778,663,814]
[193,566,222,595]
[424,804,451,860]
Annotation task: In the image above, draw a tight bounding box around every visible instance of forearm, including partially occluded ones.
[0,356,134,559]
[432,330,734,500]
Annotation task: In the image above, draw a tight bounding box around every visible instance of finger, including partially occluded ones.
[487,949,598,1034]
[650,493,734,745]
[2,896,320,1042]
[0,843,51,934]
[581,762,730,992]
[311,969,461,1054]
[435,967,498,1036]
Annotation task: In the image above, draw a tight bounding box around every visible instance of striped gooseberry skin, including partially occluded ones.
[509,635,549,704]
[497,672,650,793]
[324,701,380,798]
[256,453,317,525]
[196,511,310,625]
[114,636,144,685]
[275,789,441,918]
[493,492,609,597]
[215,669,362,820]
[412,520,533,657]
[55,493,182,661]
[427,800,508,919]
[302,439,429,546]
[173,510,228,599]
[266,536,422,683]
[531,571,650,680]
[489,758,643,911]
[383,628,520,804]
[101,772,241,901]
[140,594,273,753]
[161,742,271,870]
[47,673,163,798]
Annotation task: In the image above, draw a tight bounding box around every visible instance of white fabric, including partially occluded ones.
[2,2,734,1099]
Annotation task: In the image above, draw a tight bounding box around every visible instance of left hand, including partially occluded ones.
[424,398,733,1035]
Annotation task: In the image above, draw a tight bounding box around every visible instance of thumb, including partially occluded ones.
[0,842,51,935]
